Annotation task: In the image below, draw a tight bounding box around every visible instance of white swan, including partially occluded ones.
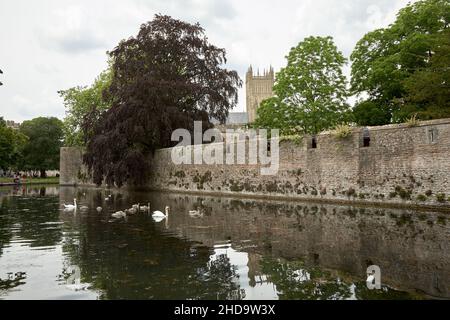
[63,199,77,211]
[96,207,103,212]
[111,211,126,219]
[152,206,169,218]
[189,209,204,218]
[140,202,151,213]
[79,205,89,211]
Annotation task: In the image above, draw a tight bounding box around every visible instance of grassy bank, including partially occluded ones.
[0,177,59,185]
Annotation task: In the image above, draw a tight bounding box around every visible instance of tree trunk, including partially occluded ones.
[40,170,47,178]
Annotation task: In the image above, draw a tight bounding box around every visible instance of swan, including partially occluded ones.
[127,207,137,215]
[140,202,151,213]
[96,207,103,212]
[152,206,169,218]
[152,216,165,223]
[79,205,89,211]
[63,199,77,211]
[111,211,126,219]
[189,208,204,218]
[66,282,90,291]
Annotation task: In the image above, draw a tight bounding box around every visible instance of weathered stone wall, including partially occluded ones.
[59,147,93,186]
[60,119,450,209]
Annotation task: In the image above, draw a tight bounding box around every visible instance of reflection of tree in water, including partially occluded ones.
[353,283,420,300]
[260,257,418,300]
[1,196,62,248]
[261,258,353,300]
[0,272,27,295]
[0,190,62,257]
[197,253,244,300]
[0,197,13,257]
[0,188,61,298]
[61,213,243,300]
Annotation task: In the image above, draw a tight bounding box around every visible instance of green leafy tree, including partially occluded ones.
[59,69,112,146]
[0,118,27,172]
[351,0,450,121]
[401,29,450,120]
[353,100,392,126]
[256,36,351,135]
[19,117,64,177]
[253,97,299,136]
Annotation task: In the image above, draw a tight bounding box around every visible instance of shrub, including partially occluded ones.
[436,193,446,203]
[280,134,303,145]
[405,114,420,127]
[416,194,427,202]
[334,124,353,139]
[394,186,411,200]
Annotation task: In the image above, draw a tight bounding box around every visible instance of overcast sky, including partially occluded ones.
[0,0,415,122]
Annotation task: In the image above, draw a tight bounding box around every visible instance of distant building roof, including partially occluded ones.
[211,112,249,125]
[226,112,248,125]
[5,120,20,130]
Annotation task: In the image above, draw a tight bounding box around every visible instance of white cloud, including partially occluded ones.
[0,0,416,121]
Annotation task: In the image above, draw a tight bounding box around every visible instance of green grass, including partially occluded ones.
[0,177,59,185]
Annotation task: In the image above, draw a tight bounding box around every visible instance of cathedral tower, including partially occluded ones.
[245,65,275,123]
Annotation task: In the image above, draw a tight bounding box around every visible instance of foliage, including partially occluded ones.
[255,36,351,135]
[405,114,420,127]
[253,97,301,136]
[83,15,241,187]
[18,117,64,177]
[416,194,427,202]
[436,193,446,203]
[279,134,304,145]
[352,100,392,126]
[59,69,112,146]
[0,117,28,171]
[260,257,352,300]
[334,124,353,139]
[402,29,450,120]
[351,0,450,122]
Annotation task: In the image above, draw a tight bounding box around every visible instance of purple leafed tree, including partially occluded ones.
[83,15,242,187]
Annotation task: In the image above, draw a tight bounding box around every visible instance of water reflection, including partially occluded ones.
[0,185,449,299]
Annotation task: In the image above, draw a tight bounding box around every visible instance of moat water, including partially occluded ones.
[0,185,448,300]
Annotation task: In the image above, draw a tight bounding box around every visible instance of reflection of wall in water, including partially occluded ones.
[52,186,450,298]
[247,253,269,288]
[147,192,450,298]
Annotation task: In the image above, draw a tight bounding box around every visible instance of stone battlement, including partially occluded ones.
[60,118,450,210]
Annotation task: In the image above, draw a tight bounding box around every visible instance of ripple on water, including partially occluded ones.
[0,185,448,300]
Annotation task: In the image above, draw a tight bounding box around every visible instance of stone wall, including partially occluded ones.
[60,118,450,209]
[59,147,92,186]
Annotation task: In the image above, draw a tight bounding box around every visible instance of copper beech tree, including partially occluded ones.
[83,15,242,187]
